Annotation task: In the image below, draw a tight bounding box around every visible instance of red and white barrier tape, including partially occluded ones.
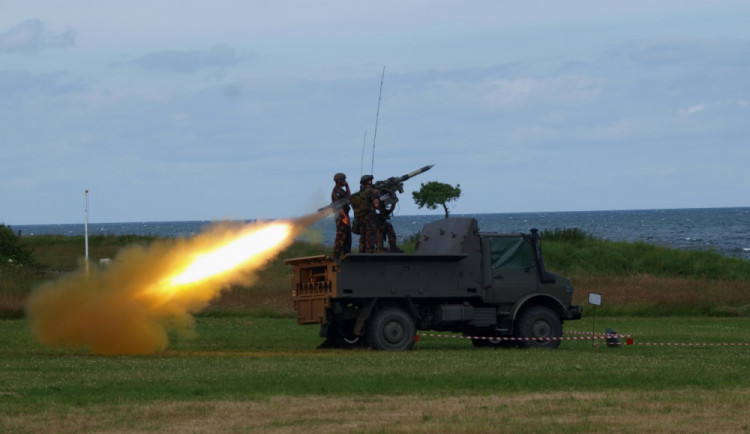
[633,342,750,347]
[566,330,750,346]
[418,333,633,344]
[418,330,750,347]
[564,330,620,336]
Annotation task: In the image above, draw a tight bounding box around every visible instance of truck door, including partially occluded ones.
[483,236,538,304]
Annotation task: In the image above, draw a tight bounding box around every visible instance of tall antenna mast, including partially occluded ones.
[371,66,385,175]
[360,130,367,177]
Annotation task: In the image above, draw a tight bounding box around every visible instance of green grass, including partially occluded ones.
[20,234,158,271]
[2,316,748,406]
[4,229,750,432]
[2,231,749,431]
[542,229,750,280]
[1,316,749,432]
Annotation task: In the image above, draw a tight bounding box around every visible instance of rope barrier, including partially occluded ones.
[417,330,750,347]
[418,332,632,344]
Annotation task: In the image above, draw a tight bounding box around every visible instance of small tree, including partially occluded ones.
[0,224,35,266]
[412,181,462,219]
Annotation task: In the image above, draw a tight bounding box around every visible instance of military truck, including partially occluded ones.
[285,217,582,350]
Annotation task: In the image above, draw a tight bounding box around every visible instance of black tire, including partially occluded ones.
[366,306,416,351]
[323,320,363,349]
[516,306,562,349]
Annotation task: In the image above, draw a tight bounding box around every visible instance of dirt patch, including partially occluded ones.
[3,389,748,433]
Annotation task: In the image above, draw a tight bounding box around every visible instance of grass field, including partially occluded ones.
[1,316,749,432]
[2,231,750,432]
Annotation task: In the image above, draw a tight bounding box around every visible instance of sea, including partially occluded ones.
[12,207,750,261]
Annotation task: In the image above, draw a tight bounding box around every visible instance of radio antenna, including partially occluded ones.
[370,66,385,175]
[360,130,367,177]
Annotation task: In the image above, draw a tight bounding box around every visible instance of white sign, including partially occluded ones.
[588,292,602,306]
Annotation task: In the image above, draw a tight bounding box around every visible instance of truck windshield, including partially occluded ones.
[489,237,535,270]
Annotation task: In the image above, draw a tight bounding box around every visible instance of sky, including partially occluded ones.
[1,1,749,225]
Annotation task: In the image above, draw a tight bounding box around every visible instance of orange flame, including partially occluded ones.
[26,218,311,355]
[170,223,291,286]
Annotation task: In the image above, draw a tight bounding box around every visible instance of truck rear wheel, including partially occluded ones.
[366,306,416,351]
[516,306,562,349]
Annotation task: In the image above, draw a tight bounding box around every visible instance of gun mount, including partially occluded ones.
[317,164,434,213]
[373,164,434,207]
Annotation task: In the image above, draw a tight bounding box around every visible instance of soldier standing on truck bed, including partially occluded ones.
[351,175,378,253]
[331,173,351,261]
[375,200,403,253]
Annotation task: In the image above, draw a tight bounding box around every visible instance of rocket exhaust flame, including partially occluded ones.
[26,212,328,355]
[166,223,292,287]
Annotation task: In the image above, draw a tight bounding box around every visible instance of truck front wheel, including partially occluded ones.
[366,307,416,351]
[516,306,562,349]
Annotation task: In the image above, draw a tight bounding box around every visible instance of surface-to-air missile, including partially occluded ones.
[317,164,434,213]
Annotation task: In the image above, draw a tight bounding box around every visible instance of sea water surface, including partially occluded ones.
[13,207,750,260]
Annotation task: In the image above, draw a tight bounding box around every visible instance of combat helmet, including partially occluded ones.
[360,174,374,184]
[333,172,346,182]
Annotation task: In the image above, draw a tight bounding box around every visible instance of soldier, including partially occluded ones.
[331,173,351,261]
[375,200,403,253]
[354,175,378,253]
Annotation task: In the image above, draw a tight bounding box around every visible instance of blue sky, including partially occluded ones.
[2,1,749,225]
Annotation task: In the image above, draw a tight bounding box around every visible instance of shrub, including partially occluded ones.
[0,224,36,267]
[541,227,594,243]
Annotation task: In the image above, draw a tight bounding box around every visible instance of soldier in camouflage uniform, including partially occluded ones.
[331,173,351,261]
[375,201,403,253]
[355,175,378,253]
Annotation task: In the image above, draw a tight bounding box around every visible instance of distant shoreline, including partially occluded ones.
[8,206,750,228]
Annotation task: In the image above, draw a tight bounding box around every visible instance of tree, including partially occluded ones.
[412,181,462,218]
[0,224,35,267]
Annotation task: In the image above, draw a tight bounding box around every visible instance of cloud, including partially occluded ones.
[0,19,75,53]
[679,104,705,117]
[131,44,242,73]
[611,38,750,66]
[482,76,604,108]
[676,99,750,125]
[0,70,85,97]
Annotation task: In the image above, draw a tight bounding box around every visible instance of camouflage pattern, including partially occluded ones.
[350,187,373,218]
[332,179,351,261]
[376,218,400,252]
[355,186,378,253]
[358,214,378,253]
[334,216,352,260]
[374,201,401,253]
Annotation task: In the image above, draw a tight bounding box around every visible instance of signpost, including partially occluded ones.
[588,292,602,345]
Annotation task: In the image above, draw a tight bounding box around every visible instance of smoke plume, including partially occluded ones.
[26,214,327,355]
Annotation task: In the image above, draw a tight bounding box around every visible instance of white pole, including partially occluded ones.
[84,189,90,261]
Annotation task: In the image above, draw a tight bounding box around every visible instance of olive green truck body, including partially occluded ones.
[285,217,582,350]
